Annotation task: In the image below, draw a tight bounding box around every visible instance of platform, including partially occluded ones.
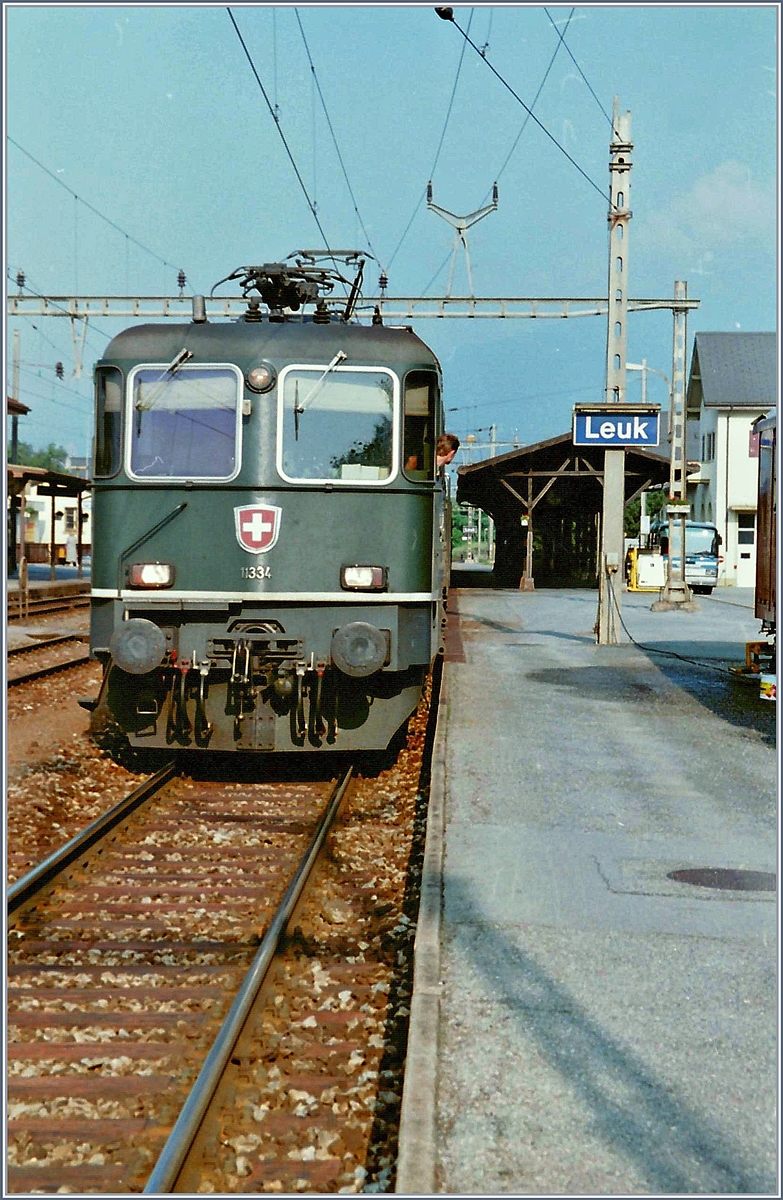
[398,585,776,1195]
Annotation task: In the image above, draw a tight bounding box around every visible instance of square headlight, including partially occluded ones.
[341,565,387,591]
[128,562,175,588]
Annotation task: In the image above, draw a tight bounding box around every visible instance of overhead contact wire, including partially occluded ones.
[295,10,382,269]
[445,13,611,207]
[544,7,615,130]
[490,7,575,192]
[387,7,475,272]
[227,7,334,258]
[425,8,576,294]
[7,137,189,285]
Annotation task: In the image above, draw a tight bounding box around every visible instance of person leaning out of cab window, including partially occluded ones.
[436,432,460,468]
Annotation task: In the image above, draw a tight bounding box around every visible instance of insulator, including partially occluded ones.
[427,181,433,204]
[372,306,383,326]
[55,361,64,379]
[16,270,25,291]
[177,269,186,293]
[378,271,388,292]
[493,181,499,204]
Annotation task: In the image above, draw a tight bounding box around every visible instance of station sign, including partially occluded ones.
[572,404,660,448]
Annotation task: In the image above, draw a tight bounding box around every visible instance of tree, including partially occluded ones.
[451,505,469,550]
[624,487,668,539]
[7,441,69,471]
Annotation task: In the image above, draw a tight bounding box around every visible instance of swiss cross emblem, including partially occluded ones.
[234,504,282,554]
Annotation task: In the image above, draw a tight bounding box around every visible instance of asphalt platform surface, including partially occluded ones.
[398,583,777,1196]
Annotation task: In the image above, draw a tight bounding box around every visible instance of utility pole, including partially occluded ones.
[9,330,21,574]
[654,279,693,607]
[11,329,20,460]
[488,424,496,564]
[597,98,632,644]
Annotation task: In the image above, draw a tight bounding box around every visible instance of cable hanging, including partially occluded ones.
[8,137,191,287]
[387,6,476,272]
[438,9,611,208]
[227,7,335,259]
[294,9,383,270]
[423,8,576,294]
[544,7,614,130]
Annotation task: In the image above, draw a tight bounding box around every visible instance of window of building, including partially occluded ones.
[129,364,241,480]
[737,512,756,545]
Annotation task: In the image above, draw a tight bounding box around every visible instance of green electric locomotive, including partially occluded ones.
[89,254,448,754]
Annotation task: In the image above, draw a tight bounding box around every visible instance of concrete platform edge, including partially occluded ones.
[395,664,448,1194]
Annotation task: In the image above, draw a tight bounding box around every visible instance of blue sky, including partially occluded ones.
[4,2,778,463]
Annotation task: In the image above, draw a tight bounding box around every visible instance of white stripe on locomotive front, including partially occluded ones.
[91,589,440,603]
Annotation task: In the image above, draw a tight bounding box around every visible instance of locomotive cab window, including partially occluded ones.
[403,370,438,480]
[127,364,241,480]
[94,366,123,477]
[279,366,396,484]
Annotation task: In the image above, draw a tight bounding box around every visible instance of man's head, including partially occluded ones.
[436,432,460,468]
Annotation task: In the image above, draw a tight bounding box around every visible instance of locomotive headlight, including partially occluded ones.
[341,565,387,591]
[246,362,277,393]
[127,562,175,588]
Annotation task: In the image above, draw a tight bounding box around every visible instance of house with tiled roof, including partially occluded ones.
[686,331,777,587]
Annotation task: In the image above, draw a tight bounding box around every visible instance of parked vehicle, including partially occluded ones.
[647,520,722,594]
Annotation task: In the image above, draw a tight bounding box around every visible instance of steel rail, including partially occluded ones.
[7,634,85,656]
[7,762,177,916]
[143,765,354,1194]
[8,654,92,687]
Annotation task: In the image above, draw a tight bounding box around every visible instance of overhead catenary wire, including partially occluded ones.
[544,7,615,130]
[423,8,576,294]
[295,8,383,269]
[226,7,335,262]
[441,11,612,208]
[7,269,114,354]
[387,7,476,272]
[7,137,191,288]
[489,8,576,193]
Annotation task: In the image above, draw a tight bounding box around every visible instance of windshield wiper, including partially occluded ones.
[293,351,347,439]
[135,347,193,434]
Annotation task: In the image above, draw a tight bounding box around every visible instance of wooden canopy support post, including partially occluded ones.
[49,493,57,581]
[501,477,534,590]
[77,490,84,579]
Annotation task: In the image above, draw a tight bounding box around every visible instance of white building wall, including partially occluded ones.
[22,487,92,555]
[714,409,764,588]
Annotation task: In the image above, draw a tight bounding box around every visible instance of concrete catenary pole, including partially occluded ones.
[597,99,632,644]
[656,279,692,604]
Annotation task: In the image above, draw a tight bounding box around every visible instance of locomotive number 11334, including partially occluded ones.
[240,565,272,580]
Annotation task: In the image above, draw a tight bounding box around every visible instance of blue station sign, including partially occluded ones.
[572,404,660,448]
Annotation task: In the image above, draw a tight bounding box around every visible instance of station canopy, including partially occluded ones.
[456,432,670,588]
[7,463,91,500]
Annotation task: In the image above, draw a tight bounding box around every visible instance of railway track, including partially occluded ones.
[6,753,422,1194]
[7,636,92,688]
[8,594,90,623]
